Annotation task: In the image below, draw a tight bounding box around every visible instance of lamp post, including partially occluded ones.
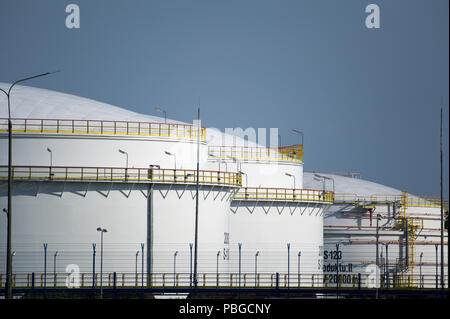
[193,108,200,296]
[53,251,58,286]
[238,243,242,291]
[118,149,128,180]
[313,176,326,194]
[92,243,96,288]
[189,243,193,289]
[376,214,382,299]
[43,243,48,291]
[47,147,53,167]
[135,250,139,286]
[165,151,177,170]
[314,174,335,193]
[0,71,59,299]
[155,107,167,123]
[285,173,296,189]
[287,243,290,289]
[173,251,178,287]
[254,251,259,288]
[216,250,221,288]
[420,252,423,288]
[435,244,438,289]
[291,129,304,146]
[141,243,144,288]
[298,251,301,287]
[97,227,108,298]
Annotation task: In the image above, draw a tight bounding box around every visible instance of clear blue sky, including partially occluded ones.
[0,0,448,197]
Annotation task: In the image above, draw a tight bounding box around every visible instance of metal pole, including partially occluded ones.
[254,251,259,288]
[53,251,58,286]
[100,231,104,298]
[1,71,58,299]
[238,243,242,292]
[173,251,178,287]
[298,251,301,287]
[135,251,139,286]
[376,214,381,299]
[420,253,423,288]
[385,243,389,288]
[189,243,193,289]
[439,108,444,290]
[336,243,339,299]
[287,243,290,289]
[435,244,438,289]
[216,250,220,288]
[92,243,96,288]
[141,243,144,288]
[193,108,200,297]
[43,243,47,292]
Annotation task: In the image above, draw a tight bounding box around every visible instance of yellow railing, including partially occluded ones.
[0,165,241,187]
[208,144,303,163]
[0,118,206,141]
[334,193,448,209]
[234,187,334,203]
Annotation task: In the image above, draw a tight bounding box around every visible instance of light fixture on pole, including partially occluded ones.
[298,251,301,287]
[165,151,177,170]
[255,251,260,288]
[173,251,178,287]
[216,250,221,288]
[285,173,296,189]
[420,252,423,288]
[96,227,108,299]
[291,129,304,145]
[47,147,53,167]
[53,251,58,286]
[314,174,335,193]
[0,70,59,299]
[155,107,167,124]
[135,250,139,286]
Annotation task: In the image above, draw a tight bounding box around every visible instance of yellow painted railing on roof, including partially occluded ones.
[234,187,333,203]
[0,166,241,187]
[0,118,206,141]
[208,144,303,163]
[334,193,448,209]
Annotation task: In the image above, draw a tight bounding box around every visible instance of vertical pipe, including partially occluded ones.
[43,243,47,293]
[287,243,290,289]
[189,243,193,289]
[100,231,103,299]
[439,108,444,290]
[238,242,242,298]
[141,243,144,288]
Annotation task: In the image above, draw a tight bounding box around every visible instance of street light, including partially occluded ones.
[53,251,58,286]
[1,70,59,299]
[173,251,178,287]
[287,243,290,289]
[227,155,240,172]
[47,147,53,167]
[135,250,139,287]
[314,174,335,193]
[216,250,221,288]
[291,129,304,145]
[420,252,424,288]
[165,151,177,170]
[285,173,296,189]
[376,214,382,299]
[298,251,301,287]
[254,251,259,288]
[155,107,167,123]
[97,227,108,299]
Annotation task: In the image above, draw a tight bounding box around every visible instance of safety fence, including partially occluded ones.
[234,187,334,203]
[0,118,206,141]
[334,193,448,209]
[208,145,303,163]
[0,165,242,187]
[1,272,446,290]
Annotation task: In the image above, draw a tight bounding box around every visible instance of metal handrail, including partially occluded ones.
[0,165,242,187]
[0,118,206,141]
[1,272,446,289]
[208,144,303,163]
[234,187,334,203]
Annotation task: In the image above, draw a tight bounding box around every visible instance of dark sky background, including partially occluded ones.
[0,0,448,197]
